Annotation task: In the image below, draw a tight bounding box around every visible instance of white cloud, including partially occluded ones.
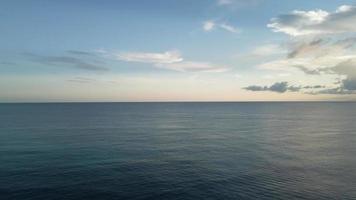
[219,23,240,33]
[258,56,354,72]
[117,50,183,64]
[254,36,356,95]
[307,60,356,94]
[157,61,228,73]
[203,21,215,32]
[337,5,353,12]
[247,4,356,96]
[268,5,356,36]
[116,50,228,73]
[216,0,262,7]
[287,37,356,58]
[68,77,96,84]
[217,0,232,5]
[259,37,356,72]
[203,20,239,33]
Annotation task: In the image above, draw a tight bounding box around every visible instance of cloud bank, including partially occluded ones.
[268,5,356,36]
[258,5,356,97]
[244,82,328,94]
[244,82,300,93]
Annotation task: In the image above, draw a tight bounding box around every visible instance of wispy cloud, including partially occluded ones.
[293,65,321,75]
[219,23,239,33]
[115,50,228,73]
[203,20,240,33]
[117,50,183,64]
[0,61,16,66]
[309,87,356,95]
[26,53,108,71]
[217,0,233,6]
[216,0,262,8]
[67,50,95,56]
[268,5,356,36]
[258,36,356,74]
[287,37,356,59]
[287,39,324,58]
[67,77,96,83]
[157,61,228,73]
[234,43,286,64]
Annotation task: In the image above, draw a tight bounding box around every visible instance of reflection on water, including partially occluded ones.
[1,102,356,199]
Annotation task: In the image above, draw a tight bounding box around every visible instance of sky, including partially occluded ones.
[1,0,356,102]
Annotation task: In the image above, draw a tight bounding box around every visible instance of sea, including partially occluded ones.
[0,102,356,200]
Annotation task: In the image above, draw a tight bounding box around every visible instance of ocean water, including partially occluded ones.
[0,102,356,200]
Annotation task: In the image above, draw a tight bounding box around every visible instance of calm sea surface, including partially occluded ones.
[1,102,356,200]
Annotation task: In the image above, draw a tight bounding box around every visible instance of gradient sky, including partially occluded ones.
[1,0,356,102]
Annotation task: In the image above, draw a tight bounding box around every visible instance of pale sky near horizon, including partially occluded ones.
[1,0,356,102]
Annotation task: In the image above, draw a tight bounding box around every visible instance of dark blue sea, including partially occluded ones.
[1,102,356,200]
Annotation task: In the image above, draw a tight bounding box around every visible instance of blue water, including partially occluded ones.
[1,102,356,199]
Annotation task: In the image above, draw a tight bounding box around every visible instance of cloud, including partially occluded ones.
[24,49,228,74]
[26,53,108,71]
[216,0,262,7]
[259,58,318,72]
[219,23,239,33]
[328,59,356,91]
[244,82,300,93]
[251,44,285,56]
[293,65,321,75]
[67,77,96,83]
[157,61,228,73]
[203,21,215,31]
[234,44,286,63]
[309,87,356,95]
[262,5,356,97]
[244,82,331,94]
[342,78,356,91]
[303,85,325,89]
[259,36,356,74]
[115,50,228,73]
[331,59,356,77]
[268,5,356,36]
[67,50,95,56]
[288,39,324,58]
[217,0,233,5]
[117,50,183,64]
[258,58,356,95]
[0,61,16,66]
[299,60,356,94]
[287,37,356,59]
[203,20,239,33]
